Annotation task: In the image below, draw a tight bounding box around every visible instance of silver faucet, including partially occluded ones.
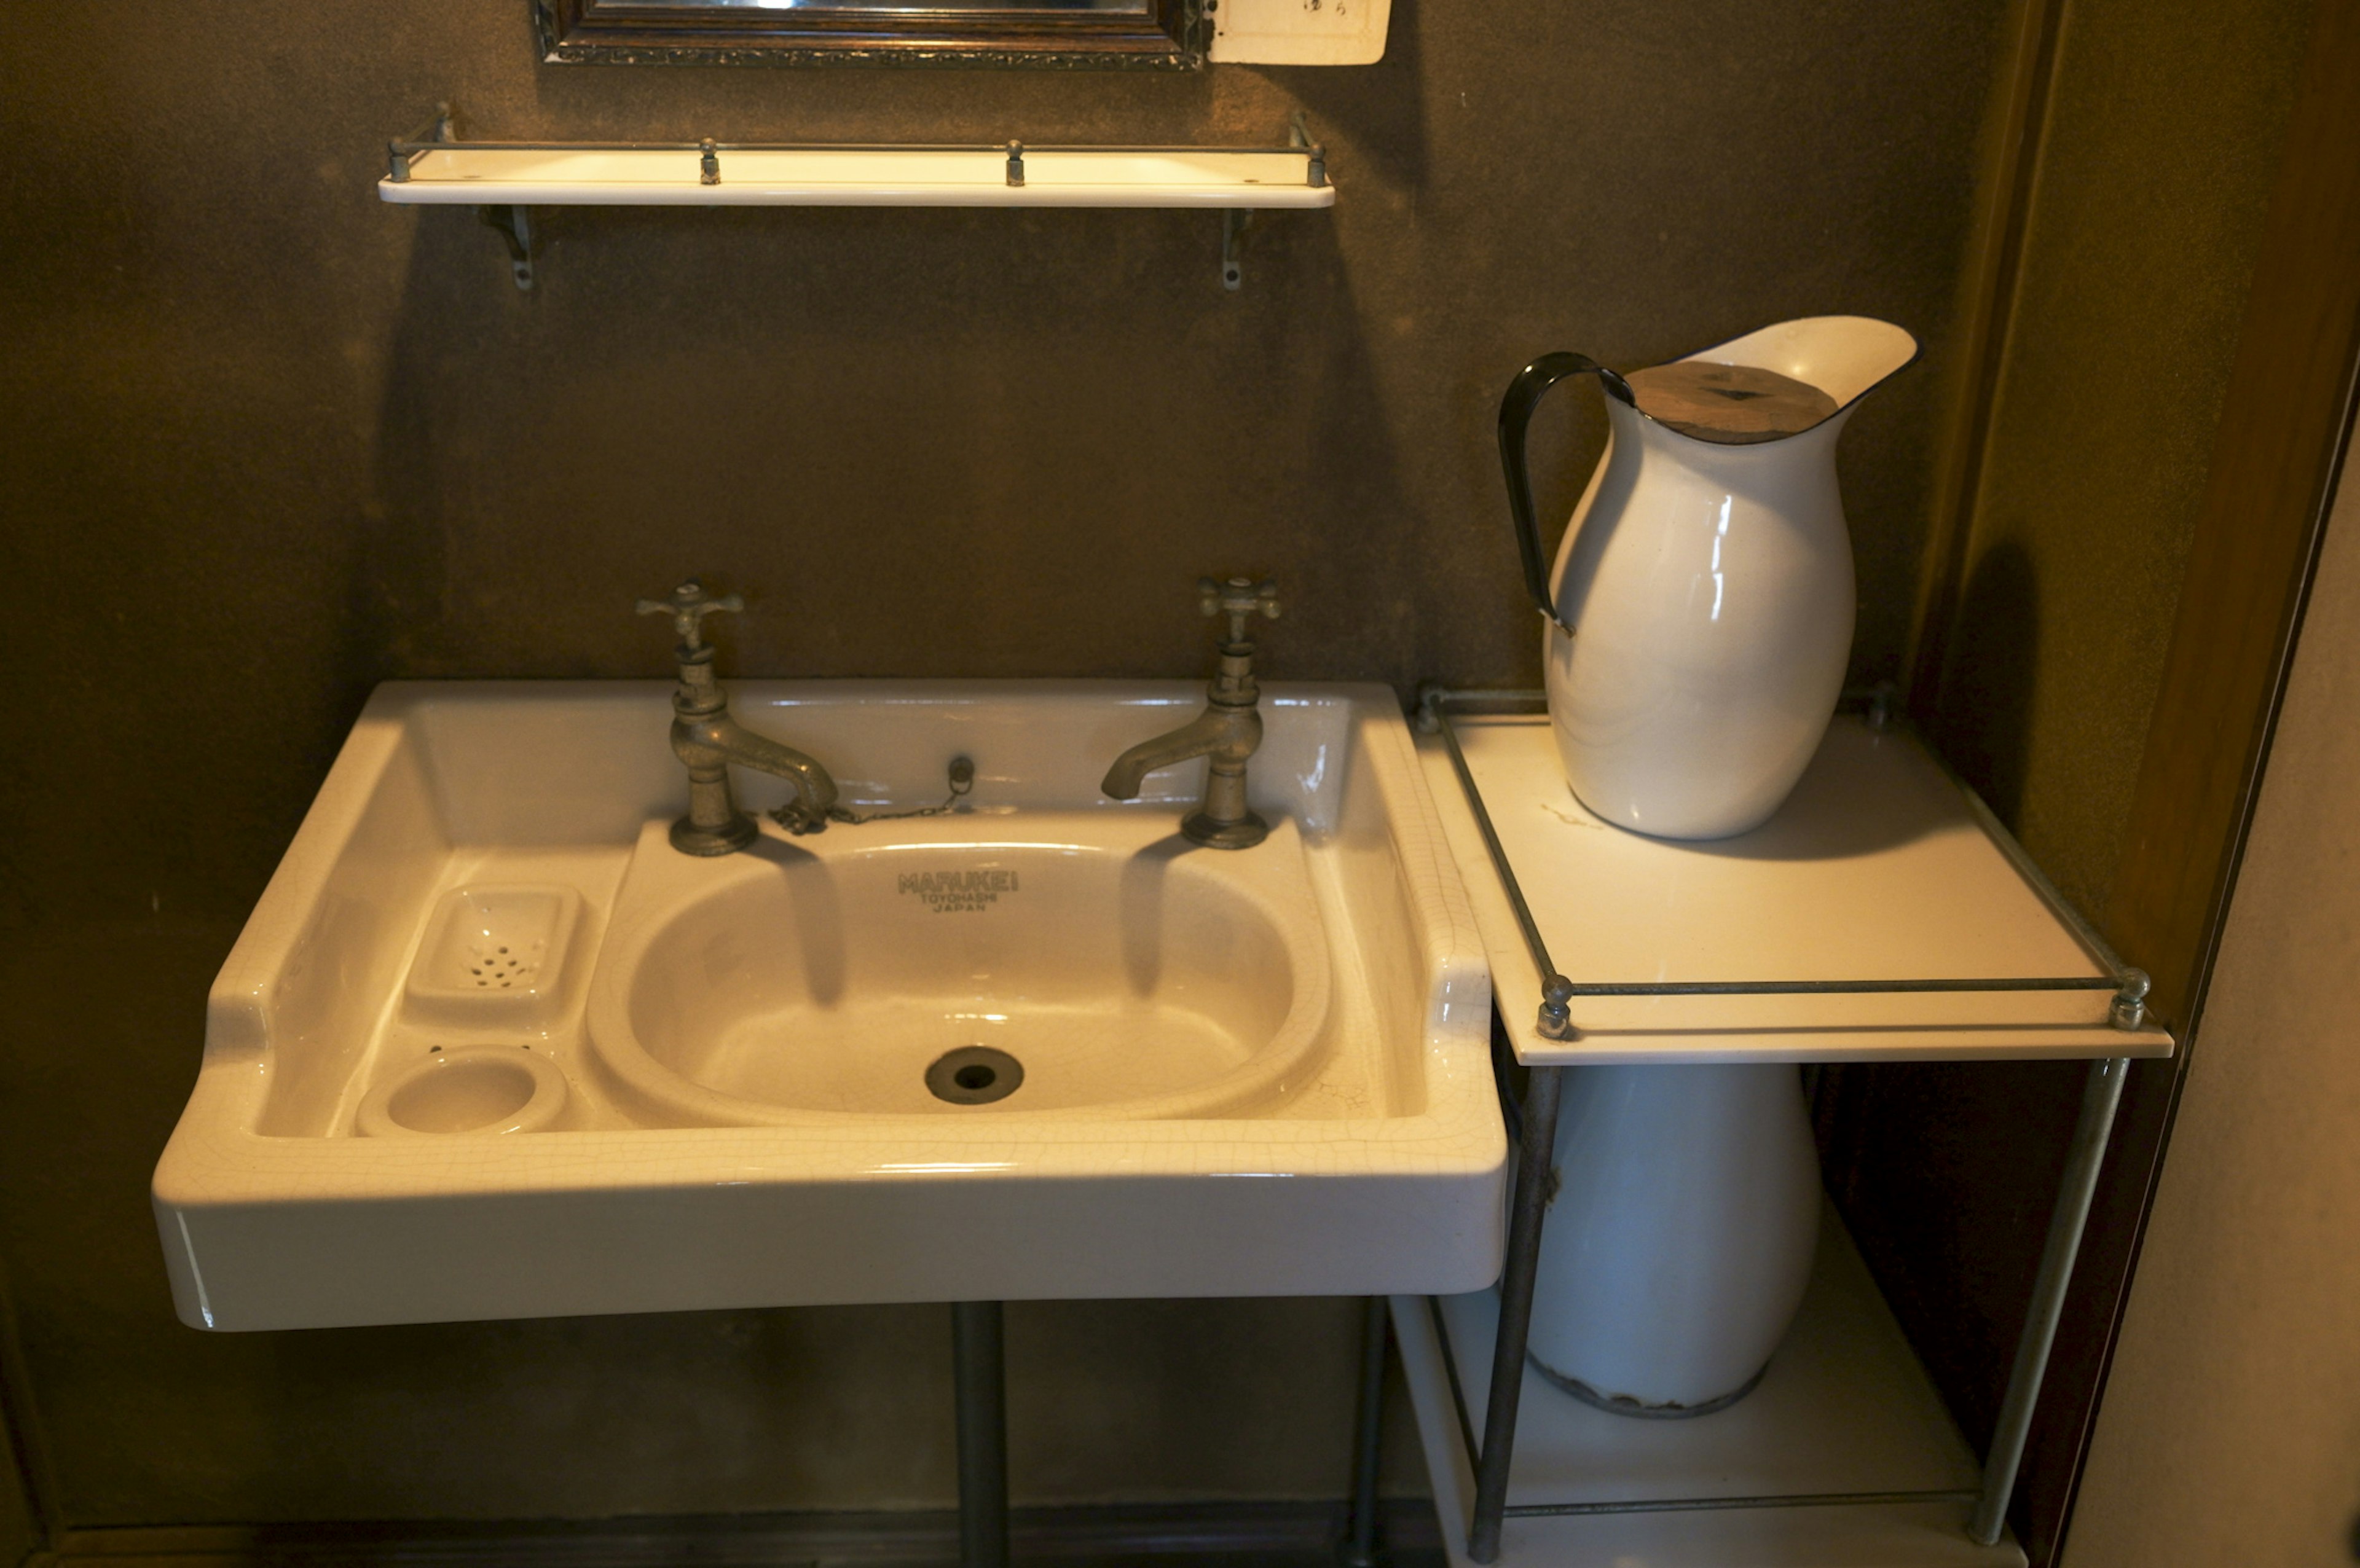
[1101,576,1281,850]
[637,580,840,856]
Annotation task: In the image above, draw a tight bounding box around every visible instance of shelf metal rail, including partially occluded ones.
[1394,688,2144,1562]
[380,103,1331,291]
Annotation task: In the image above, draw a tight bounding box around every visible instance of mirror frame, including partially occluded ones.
[533,0,1210,69]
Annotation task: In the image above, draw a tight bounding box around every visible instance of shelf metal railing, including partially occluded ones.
[1414,688,2150,1043]
[378,103,1332,292]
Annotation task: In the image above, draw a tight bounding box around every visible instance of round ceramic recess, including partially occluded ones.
[357,1046,569,1137]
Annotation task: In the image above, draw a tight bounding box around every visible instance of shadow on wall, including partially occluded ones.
[1933,539,2040,826]
[1809,534,2063,1457]
[352,163,1419,697]
[1273,0,1431,194]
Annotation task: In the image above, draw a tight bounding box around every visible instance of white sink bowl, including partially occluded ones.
[596,813,1332,1123]
[152,681,1504,1330]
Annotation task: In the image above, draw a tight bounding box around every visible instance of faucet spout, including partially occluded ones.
[1099,575,1281,850]
[677,710,840,827]
[1100,708,1254,801]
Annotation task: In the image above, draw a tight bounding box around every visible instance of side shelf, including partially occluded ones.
[1403,692,2169,1562]
[1416,702,2173,1064]
[1391,1207,2026,1568]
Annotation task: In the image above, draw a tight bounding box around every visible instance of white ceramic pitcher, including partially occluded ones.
[1500,316,1918,839]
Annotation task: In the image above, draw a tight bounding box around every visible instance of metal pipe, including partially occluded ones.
[953,1301,1009,1568]
[1514,1487,1981,1519]
[1434,710,1576,1039]
[1969,1056,2131,1545]
[1341,1295,1390,1568]
[388,138,1315,156]
[1468,1065,1565,1562]
[1554,975,2117,997]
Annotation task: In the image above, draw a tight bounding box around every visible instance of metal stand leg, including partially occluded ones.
[1342,1295,1390,1567]
[1468,1065,1565,1564]
[954,1301,1010,1568]
[1969,1057,2130,1546]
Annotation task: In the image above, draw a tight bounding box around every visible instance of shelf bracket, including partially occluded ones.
[478,204,535,291]
[1221,208,1253,292]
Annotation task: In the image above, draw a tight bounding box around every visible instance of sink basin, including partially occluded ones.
[152,680,1504,1330]
[596,813,1331,1122]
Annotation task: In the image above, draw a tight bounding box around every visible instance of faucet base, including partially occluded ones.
[671,811,760,857]
[1182,808,1270,851]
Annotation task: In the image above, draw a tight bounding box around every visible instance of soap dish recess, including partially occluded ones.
[404,885,581,1026]
[358,1047,570,1138]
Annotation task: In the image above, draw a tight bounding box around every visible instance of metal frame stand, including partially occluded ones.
[1342,1294,1393,1567]
[954,1301,1010,1568]
[1452,1055,2128,1562]
[1407,689,2152,1564]
[1465,1067,1564,1563]
[1967,1055,2128,1545]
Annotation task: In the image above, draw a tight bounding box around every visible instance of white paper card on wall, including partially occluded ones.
[1209,0,1390,65]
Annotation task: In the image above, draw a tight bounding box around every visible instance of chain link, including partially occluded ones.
[772,756,974,836]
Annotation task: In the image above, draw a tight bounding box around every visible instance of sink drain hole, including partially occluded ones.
[928,1046,1025,1106]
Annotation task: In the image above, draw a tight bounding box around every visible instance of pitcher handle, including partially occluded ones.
[1499,353,1635,635]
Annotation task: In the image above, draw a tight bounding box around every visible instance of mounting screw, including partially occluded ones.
[1221,207,1253,291]
[476,204,535,291]
[2109,970,2151,1032]
[1536,974,1576,1040]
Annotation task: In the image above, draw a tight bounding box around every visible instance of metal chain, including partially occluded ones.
[772,756,974,835]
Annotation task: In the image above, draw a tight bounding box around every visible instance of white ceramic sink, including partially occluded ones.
[152,681,1504,1330]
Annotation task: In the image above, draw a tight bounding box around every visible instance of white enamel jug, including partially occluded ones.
[1501,316,1918,839]
[1527,1064,1822,1415]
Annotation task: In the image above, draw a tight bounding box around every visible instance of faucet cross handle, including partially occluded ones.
[637,579,743,654]
[1198,576,1281,645]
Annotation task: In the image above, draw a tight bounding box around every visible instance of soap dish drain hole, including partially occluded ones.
[465,942,533,989]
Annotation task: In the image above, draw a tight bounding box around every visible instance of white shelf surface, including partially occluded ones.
[1392,1208,2026,1568]
[377,146,1336,209]
[1418,714,2176,1065]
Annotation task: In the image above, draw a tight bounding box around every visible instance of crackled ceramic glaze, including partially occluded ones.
[152,681,1504,1330]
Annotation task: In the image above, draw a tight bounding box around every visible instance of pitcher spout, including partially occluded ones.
[1681,315,1918,411]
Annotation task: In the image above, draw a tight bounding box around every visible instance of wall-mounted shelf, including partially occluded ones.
[379,142,1332,210]
[379,110,1331,291]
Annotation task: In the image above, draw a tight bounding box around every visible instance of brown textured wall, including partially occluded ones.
[1820,1,2317,1558]
[1929,0,2316,915]
[0,0,2013,1529]
[0,1393,31,1563]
